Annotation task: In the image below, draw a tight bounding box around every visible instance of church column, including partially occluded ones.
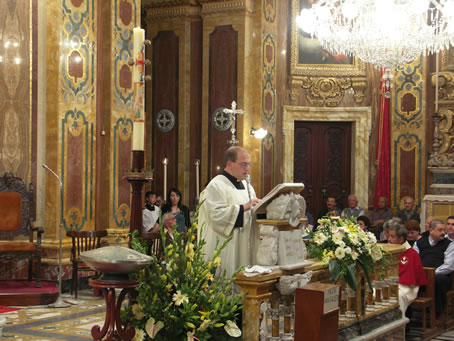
[100,0,141,245]
[144,2,202,208]
[39,0,141,279]
[200,0,263,194]
[41,0,99,273]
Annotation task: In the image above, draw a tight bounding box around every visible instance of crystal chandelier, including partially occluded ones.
[297,0,454,69]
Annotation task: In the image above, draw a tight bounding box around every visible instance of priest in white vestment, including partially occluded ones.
[198,146,260,279]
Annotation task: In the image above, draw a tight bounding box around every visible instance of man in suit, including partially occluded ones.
[414,219,454,317]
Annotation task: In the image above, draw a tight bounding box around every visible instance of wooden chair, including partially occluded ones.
[142,232,163,260]
[66,230,107,298]
[443,272,454,329]
[410,267,436,332]
[0,173,43,287]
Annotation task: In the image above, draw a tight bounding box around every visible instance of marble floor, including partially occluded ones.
[1,290,106,340]
[2,291,454,340]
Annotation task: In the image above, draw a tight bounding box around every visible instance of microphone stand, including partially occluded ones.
[43,164,70,308]
[245,174,253,225]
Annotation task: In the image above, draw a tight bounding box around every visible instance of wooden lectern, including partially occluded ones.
[295,282,340,341]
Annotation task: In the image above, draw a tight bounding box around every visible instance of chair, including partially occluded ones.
[443,272,454,329]
[0,173,43,287]
[410,267,436,331]
[142,232,163,260]
[66,230,107,298]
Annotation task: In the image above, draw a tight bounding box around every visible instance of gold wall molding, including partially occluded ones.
[200,0,255,16]
[145,5,201,18]
[143,0,198,6]
[351,78,367,104]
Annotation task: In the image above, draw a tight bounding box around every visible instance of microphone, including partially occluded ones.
[43,164,62,187]
[245,174,252,209]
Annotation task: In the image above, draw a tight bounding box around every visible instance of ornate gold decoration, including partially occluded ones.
[123,169,154,178]
[351,78,367,104]
[200,0,254,15]
[428,109,454,167]
[293,76,352,107]
[145,4,201,18]
[432,71,454,104]
[290,0,366,77]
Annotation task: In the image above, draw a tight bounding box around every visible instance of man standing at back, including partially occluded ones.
[414,219,454,318]
[198,146,260,279]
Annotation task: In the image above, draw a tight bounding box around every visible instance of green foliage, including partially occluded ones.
[123,204,244,341]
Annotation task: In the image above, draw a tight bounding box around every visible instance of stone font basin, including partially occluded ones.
[80,245,153,282]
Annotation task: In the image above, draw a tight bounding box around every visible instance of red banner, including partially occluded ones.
[373,69,391,209]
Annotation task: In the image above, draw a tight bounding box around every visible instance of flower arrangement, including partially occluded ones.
[123,206,244,341]
[307,216,388,291]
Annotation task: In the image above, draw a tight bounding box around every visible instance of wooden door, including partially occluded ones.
[294,121,352,221]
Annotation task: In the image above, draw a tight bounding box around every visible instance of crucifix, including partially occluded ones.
[223,101,245,146]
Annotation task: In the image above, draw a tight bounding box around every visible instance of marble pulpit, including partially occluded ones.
[253,183,311,270]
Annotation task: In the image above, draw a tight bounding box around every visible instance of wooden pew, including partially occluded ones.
[410,267,439,340]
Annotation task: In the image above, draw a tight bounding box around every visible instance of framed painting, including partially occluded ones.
[290,0,366,77]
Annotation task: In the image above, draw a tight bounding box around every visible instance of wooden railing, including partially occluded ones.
[235,244,404,341]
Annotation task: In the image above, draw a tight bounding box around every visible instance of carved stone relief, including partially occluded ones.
[428,71,454,167]
[290,76,366,107]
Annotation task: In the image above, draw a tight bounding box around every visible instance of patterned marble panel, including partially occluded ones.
[391,57,426,211]
[110,0,139,228]
[0,0,31,181]
[261,0,277,195]
[60,0,97,232]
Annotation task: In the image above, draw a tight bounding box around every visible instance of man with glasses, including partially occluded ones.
[198,146,260,279]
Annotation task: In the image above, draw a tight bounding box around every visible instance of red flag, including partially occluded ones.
[373,69,391,209]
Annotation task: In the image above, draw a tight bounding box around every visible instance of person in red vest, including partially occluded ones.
[388,221,426,316]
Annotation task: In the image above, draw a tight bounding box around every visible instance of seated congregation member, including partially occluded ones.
[317,196,339,226]
[305,211,314,230]
[447,216,454,241]
[161,188,190,233]
[387,222,426,316]
[379,219,394,243]
[357,215,371,232]
[341,194,365,220]
[143,191,159,232]
[404,219,422,247]
[318,196,337,218]
[328,207,341,218]
[395,196,420,224]
[368,196,393,237]
[161,212,177,247]
[155,194,164,208]
[414,219,454,317]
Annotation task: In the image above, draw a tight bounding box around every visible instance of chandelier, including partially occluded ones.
[297,0,454,69]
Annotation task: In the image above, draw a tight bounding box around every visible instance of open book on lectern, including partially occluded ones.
[252,182,305,216]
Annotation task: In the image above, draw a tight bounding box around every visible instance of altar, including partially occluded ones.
[235,244,406,341]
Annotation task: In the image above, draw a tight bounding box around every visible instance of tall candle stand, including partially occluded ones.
[124,150,153,240]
